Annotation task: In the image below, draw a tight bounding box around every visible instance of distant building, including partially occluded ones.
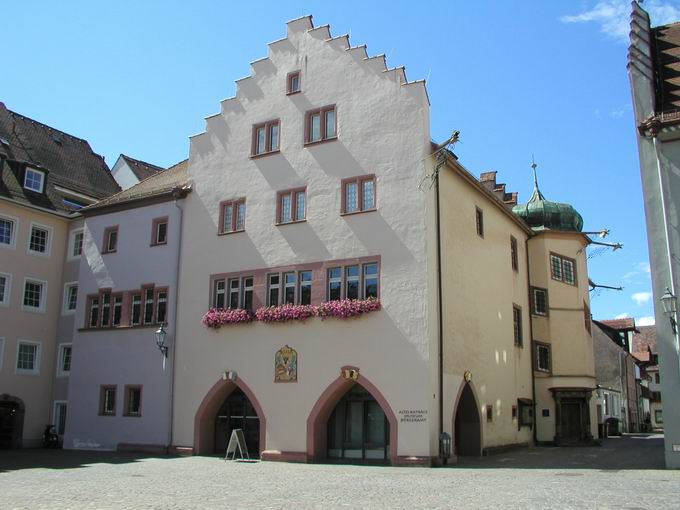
[0,103,119,447]
[633,326,662,429]
[110,154,164,191]
[628,2,680,467]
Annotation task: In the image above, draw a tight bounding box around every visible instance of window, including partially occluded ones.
[327,267,342,301]
[100,291,111,327]
[518,400,533,427]
[486,405,493,422]
[305,105,336,144]
[512,305,523,347]
[0,337,4,372]
[57,344,72,376]
[584,301,591,335]
[23,167,45,193]
[124,386,142,417]
[655,373,660,384]
[100,385,116,416]
[23,278,46,312]
[287,71,301,94]
[363,263,379,299]
[16,341,41,374]
[327,262,380,301]
[68,229,84,260]
[152,217,168,246]
[252,120,280,156]
[213,279,226,308]
[531,287,548,316]
[88,296,100,327]
[476,207,484,238]
[242,277,254,311]
[131,294,142,326]
[345,266,360,300]
[53,402,67,435]
[550,253,576,285]
[0,272,11,306]
[299,271,312,305]
[143,287,155,324]
[156,289,168,324]
[534,342,551,373]
[28,223,51,256]
[63,283,78,314]
[655,410,663,424]
[228,279,240,309]
[113,295,123,327]
[603,392,610,415]
[277,188,306,224]
[283,272,296,305]
[103,226,118,254]
[219,199,246,234]
[267,274,281,306]
[342,175,376,214]
[510,236,518,271]
[0,215,17,249]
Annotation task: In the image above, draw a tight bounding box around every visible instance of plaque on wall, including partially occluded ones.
[275,345,298,382]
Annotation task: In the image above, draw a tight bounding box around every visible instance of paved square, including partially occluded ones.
[1,434,678,509]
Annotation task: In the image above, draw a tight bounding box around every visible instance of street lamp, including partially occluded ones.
[439,432,451,465]
[155,324,168,357]
[660,287,677,334]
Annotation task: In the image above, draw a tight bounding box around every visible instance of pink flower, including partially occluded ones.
[256,304,317,323]
[201,308,255,329]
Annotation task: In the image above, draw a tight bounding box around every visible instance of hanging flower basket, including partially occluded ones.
[201,308,255,329]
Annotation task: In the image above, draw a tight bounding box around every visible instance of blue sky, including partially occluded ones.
[5,1,679,324]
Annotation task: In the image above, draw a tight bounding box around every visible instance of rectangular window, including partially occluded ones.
[71,230,84,258]
[306,105,336,144]
[535,343,551,372]
[228,279,240,309]
[513,305,523,348]
[519,401,533,427]
[550,253,577,286]
[655,410,663,424]
[342,175,376,214]
[584,301,591,335]
[112,295,123,327]
[486,405,493,422]
[124,386,142,417]
[100,386,116,416]
[16,341,40,373]
[510,236,518,271]
[655,373,660,384]
[219,199,246,234]
[152,218,168,246]
[531,287,548,316]
[143,288,155,324]
[24,167,45,193]
[156,290,168,324]
[53,402,67,436]
[103,226,118,254]
[100,291,111,327]
[268,274,280,306]
[0,273,11,306]
[63,283,78,314]
[283,272,296,305]
[476,207,484,238]
[327,267,342,301]
[287,71,301,94]
[23,279,45,311]
[299,271,312,305]
[213,279,226,308]
[58,344,72,376]
[252,120,280,155]
[0,216,16,248]
[345,265,360,300]
[277,188,306,224]
[131,294,142,326]
[242,277,254,311]
[363,263,379,299]
[89,296,100,327]
[28,224,50,255]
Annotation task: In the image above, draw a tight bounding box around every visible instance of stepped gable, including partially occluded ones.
[191,15,427,143]
[479,171,519,207]
[0,103,120,214]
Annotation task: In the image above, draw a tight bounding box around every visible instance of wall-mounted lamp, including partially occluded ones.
[660,287,677,334]
[155,324,168,357]
[439,432,451,465]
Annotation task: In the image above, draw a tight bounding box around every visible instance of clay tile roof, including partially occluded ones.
[653,22,680,113]
[120,154,165,181]
[633,351,650,363]
[600,318,637,331]
[0,103,120,213]
[83,159,189,214]
[632,325,657,354]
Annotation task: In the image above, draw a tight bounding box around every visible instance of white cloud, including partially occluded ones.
[637,316,655,326]
[637,261,651,273]
[623,261,652,281]
[561,1,680,42]
[610,106,626,119]
[632,291,653,306]
[615,312,630,319]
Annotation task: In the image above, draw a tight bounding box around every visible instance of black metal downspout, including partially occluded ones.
[435,156,444,459]
[525,237,538,445]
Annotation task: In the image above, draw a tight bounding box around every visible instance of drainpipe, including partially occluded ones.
[434,154,444,458]
[524,238,538,445]
[168,192,185,453]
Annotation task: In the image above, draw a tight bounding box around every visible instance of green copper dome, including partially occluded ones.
[512,165,584,232]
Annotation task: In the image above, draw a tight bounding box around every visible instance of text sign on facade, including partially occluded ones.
[399,409,428,423]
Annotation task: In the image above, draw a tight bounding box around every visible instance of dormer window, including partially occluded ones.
[24,167,45,193]
[287,71,301,94]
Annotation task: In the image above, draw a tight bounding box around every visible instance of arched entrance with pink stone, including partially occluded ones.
[452,381,482,457]
[307,367,398,463]
[194,377,266,456]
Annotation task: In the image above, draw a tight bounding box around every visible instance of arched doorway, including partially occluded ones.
[0,394,25,449]
[453,383,481,456]
[194,378,266,456]
[214,388,260,455]
[327,385,390,463]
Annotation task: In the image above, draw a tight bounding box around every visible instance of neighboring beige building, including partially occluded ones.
[0,103,119,447]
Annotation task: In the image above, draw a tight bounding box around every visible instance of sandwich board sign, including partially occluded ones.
[225,429,249,460]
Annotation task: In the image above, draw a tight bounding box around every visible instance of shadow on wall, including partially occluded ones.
[344,211,416,266]
[252,152,304,191]
[277,221,332,261]
[306,140,365,179]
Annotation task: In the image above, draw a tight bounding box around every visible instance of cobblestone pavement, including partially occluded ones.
[1,434,678,509]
